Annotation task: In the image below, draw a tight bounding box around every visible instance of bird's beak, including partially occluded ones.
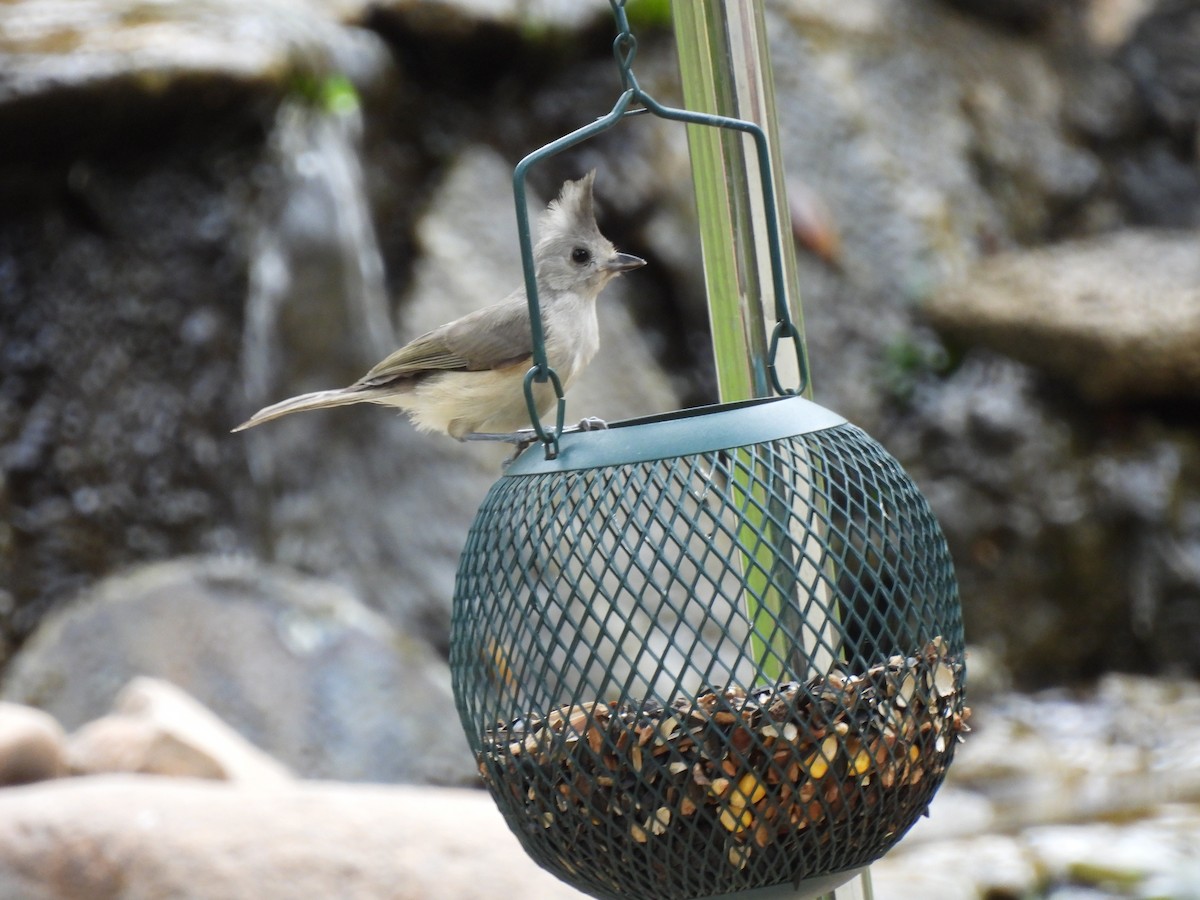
[603,252,647,273]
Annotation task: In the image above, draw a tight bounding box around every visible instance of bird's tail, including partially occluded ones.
[232,387,388,432]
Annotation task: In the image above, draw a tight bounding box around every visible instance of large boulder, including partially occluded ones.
[0,775,588,900]
[1,557,476,785]
[925,229,1200,403]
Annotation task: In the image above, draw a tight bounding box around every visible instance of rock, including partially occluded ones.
[924,229,1200,403]
[0,702,65,786]
[872,834,1039,900]
[66,677,291,784]
[0,0,396,176]
[944,675,1200,828]
[0,775,587,899]
[0,0,385,110]
[0,124,261,655]
[892,349,1200,682]
[1,557,477,785]
[872,676,1200,896]
[1113,139,1200,228]
[1086,0,1160,48]
[366,0,605,34]
[68,717,226,783]
[1024,811,1200,897]
[2,0,1199,729]
[901,784,997,847]
[762,0,1102,426]
[1109,2,1200,226]
[1120,0,1200,141]
[939,0,1066,33]
[1060,58,1144,147]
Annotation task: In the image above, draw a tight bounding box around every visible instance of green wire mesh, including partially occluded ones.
[451,399,965,900]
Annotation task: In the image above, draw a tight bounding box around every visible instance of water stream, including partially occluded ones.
[241,95,393,428]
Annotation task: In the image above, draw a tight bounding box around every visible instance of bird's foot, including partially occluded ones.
[461,428,539,445]
[463,418,610,469]
[460,430,538,470]
[461,417,608,445]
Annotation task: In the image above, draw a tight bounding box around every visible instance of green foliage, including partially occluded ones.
[514,2,671,52]
[881,334,952,402]
[287,72,359,115]
[624,0,673,30]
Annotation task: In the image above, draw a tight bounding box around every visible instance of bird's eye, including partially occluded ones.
[571,247,591,265]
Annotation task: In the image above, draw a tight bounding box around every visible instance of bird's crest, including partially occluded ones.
[539,170,598,239]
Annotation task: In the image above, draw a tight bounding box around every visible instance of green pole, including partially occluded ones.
[672,1,809,404]
[672,4,873,900]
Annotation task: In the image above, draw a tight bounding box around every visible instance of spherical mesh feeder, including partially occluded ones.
[451,395,967,900]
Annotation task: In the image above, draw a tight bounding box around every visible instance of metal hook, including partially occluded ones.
[514,0,810,458]
[523,365,565,459]
[613,32,638,90]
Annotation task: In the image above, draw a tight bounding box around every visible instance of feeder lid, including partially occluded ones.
[506,395,847,475]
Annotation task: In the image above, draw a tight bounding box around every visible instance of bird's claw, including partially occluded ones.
[463,416,607,445]
[462,428,537,444]
[574,416,608,432]
[467,418,610,471]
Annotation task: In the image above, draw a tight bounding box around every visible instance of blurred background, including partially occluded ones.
[1,0,1198,897]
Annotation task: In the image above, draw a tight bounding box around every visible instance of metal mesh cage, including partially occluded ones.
[451,397,966,900]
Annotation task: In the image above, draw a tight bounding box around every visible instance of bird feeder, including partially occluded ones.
[451,4,966,899]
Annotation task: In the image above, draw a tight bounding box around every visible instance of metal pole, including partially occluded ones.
[671,4,873,900]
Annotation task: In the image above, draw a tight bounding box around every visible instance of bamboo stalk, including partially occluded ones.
[671,4,872,899]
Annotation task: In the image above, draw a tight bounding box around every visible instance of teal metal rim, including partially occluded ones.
[503,395,847,475]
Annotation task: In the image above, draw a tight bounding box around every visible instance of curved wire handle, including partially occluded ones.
[515,0,809,459]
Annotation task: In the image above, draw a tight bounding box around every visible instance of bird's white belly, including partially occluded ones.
[394,367,531,438]
[390,300,600,439]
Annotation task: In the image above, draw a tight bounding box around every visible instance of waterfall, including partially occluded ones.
[241,92,393,422]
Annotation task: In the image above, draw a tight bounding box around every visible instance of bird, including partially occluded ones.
[232,172,645,443]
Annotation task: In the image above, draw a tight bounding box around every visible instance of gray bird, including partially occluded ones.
[233,172,645,441]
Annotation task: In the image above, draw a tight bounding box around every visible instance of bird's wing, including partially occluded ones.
[355,295,533,387]
[443,295,534,372]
